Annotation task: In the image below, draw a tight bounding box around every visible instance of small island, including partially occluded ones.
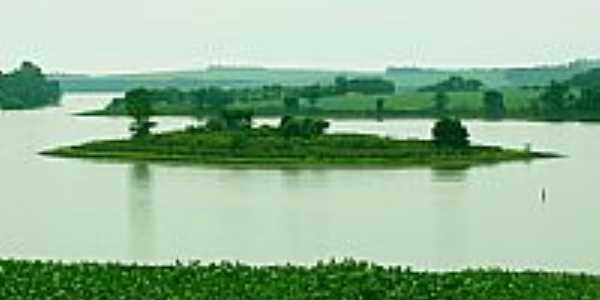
[43,98,560,168]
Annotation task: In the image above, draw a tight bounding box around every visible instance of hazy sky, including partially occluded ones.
[1,0,599,73]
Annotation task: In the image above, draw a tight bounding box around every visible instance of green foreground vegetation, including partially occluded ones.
[1,259,599,299]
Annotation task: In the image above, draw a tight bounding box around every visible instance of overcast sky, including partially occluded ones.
[1,0,599,73]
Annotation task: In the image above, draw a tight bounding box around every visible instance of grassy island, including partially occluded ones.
[42,114,558,168]
[1,259,599,299]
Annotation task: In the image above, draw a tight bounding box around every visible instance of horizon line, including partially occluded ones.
[43,57,600,76]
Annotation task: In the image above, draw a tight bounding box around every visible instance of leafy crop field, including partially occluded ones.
[0,259,598,299]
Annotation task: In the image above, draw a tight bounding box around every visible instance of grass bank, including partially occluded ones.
[78,89,600,122]
[0,259,598,299]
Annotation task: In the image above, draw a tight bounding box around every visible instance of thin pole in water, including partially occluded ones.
[541,188,547,203]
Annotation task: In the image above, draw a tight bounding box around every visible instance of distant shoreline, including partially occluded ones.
[76,108,600,123]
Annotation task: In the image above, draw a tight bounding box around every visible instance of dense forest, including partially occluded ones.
[0,62,62,110]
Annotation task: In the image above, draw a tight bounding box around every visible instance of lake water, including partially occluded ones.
[1,93,599,273]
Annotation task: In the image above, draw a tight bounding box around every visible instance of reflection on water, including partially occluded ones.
[431,168,469,183]
[432,180,468,268]
[128,163,156,261]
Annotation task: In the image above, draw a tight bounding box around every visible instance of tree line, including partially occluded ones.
[430,89,505,119]
[535,78,600,116]
[419,76,484,92]
[106,76,395,115]
[426,70,600,120]
[124,89,470,151]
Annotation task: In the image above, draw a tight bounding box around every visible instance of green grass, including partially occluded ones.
[41,129,558,168]
[211,89,542,121]
[304,89,539,113]
[0,259,598,299]
[85,88,542,119]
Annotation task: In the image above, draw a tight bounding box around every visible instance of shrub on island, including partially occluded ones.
[432,117,470,148]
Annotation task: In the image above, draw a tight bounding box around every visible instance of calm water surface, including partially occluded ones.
[1,93,599,273]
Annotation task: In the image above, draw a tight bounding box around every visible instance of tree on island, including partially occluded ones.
[432,117,470,148]
[221,108,254,130]
[205,118,227,131]
[203,108,255,132]
[125,89,157,139]
[280,116,330,138]
[483,90,506,119]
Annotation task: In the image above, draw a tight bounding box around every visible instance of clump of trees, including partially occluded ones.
[568,68,600,88]
[334,76,396,95]
[205,108,255,131]
[0,62,62,110]
[106,76,395,116]
[432,117,470,148]
[200,111,330,139]
[564,69,600,112]
[125,89,157,139]
[221,108,254,130]
[483,90,506,119]
[299,84,323,108]
[534,69,600,118]
[279,116,330,138]
[419,76,484,92]
[280,77,395,112]
[376,98,385,120]
[538,81,573,114]
[534,79,600,117]
[108,86,236,115]
[577,86,600,111]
